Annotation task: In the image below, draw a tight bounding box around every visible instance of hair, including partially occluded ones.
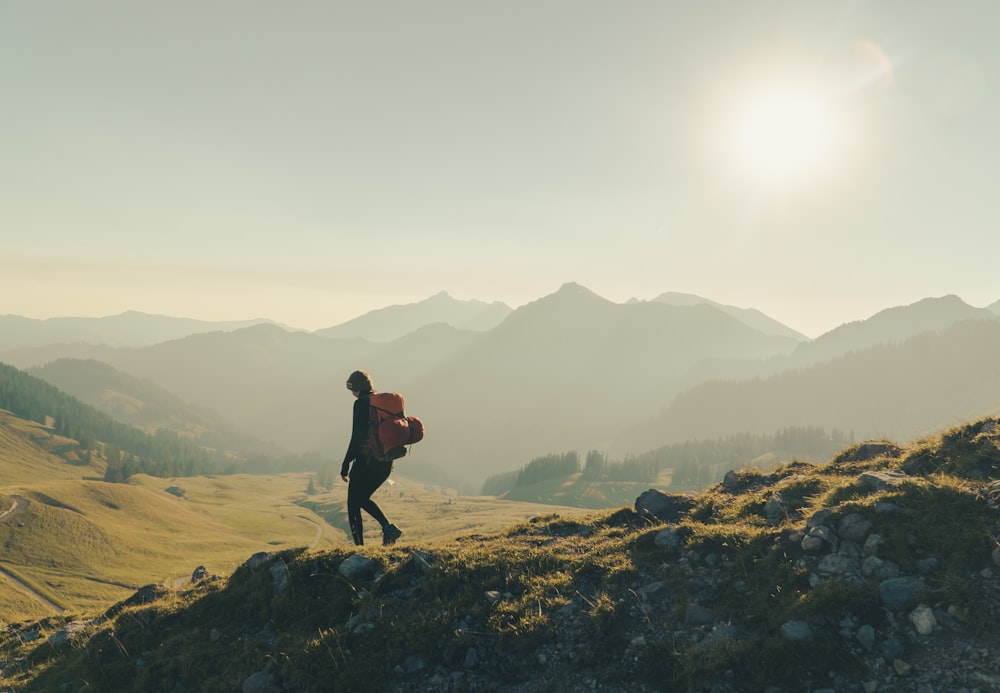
[346,370,374,393]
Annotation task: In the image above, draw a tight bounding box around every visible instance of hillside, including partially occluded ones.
[2,418,998,691]
[619,318,1000,456]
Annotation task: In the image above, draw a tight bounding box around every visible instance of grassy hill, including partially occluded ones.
[1,418,998,691]
[0,406,590,624]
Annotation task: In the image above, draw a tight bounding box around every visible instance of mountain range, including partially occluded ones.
[3,285,999,489]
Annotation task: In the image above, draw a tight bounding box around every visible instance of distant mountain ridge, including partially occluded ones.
[646,291,807,341]
[314,291,511,342]
[0,311,280,350]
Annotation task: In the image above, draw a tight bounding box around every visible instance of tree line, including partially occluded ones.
[1,362,239,481]
[480,426,854,495]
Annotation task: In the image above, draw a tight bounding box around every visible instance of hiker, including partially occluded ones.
[340,370,403,546]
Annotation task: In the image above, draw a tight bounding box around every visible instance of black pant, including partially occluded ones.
[346,456,393,545]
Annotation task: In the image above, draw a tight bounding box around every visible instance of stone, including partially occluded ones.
[780,620,813,641]
[722,469,740,490]
[879,576,923,611]
[636,581,666,601]
[881,637,905,660]
[635,489,695,522]
[801,534,824,552]
[191,565,210,582]
[763,496,785,524]
[862,534,884,557]
[242,552,274,571]
[856,624,875,650]
[338,554,377,581]
[992,546,1000,568]
[270,559,289,593]
[463,647,479,669]
[860,470,910,492]
[838,513,872,542]
[909,604,937,635]
[806,508,834,528]
[242,670,271,693]
[654,526,684,550]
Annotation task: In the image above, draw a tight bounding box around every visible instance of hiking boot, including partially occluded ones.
[382,524,402,546]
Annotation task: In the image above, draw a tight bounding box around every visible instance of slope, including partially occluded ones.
[4,417,999,692]
[619,318,1000,454]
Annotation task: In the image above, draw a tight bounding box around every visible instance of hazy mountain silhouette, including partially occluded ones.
[405,282,801,480]
[314,291,511,341]
[786,295,996,367]
[647,291,808,341]
[28,358,282,456]
[0,311,279,350]
[5,287,998,489]
[988,298,1000,315]
[618,318,1000,455]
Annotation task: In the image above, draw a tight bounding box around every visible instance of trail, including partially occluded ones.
[0,496,66,614]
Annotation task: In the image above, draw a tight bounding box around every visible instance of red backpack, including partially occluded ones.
[366,392,425,461]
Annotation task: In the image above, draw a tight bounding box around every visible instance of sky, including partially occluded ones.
[2,1,998,338]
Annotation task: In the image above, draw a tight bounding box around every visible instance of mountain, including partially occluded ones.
[28,359,283,457]
[618,318,1000,454]
[988,298,1000,315]
[787,295,996,367]
[406,282,801,478]
[648,291,808,341]
[314,291,511,341]
[0,311,280,350]
[5,417,999,691]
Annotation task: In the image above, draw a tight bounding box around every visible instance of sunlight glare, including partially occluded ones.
[729,88,837,185]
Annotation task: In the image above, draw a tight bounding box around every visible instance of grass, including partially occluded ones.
[1,415,998,691]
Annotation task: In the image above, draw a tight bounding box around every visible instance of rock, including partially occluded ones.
[801,534,824,552]
[485,590,502,604]
[910,605,937,635]
[634,489,695,522]
[807,525,839,550]
[840,442,903,462]
[838,513,872,542]
[338,554,377,581]
[412,550,435,575]
[210,628,222,642]
[191,565,210,582]
[780,620,813,641]
[860,470,909,492]
[806,508,834,528]
[654,526,684,550]
[881,637,905,660]
[992,546,1000,567]
[463,647,479,669]
[685,603,712,626]
[763,496,785,524]
[917,557,939,575]
[817,554,858,578]
[879,576,923,611]
[862,556,900,581]
[636,581,666,601]
[402,655,425,673]
[856,624,876,650]
[243,670,271,693]
[242,552,274,571]
[862,534,884,557]
[270,559,289,593]
[893,659,912,676]
[722,469,740,490]
[47,621,88,646]
[164,486,185,497]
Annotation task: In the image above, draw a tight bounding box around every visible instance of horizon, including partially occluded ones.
[3,1,999,340]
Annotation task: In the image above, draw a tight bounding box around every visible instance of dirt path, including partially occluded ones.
[0,496,66,614]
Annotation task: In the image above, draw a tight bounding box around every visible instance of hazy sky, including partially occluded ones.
[3,1,998,337]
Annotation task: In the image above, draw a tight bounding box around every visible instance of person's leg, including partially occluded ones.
[359,459,393,526]
[346,475,366,545]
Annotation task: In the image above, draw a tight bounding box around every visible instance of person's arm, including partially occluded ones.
[340,397,369,480]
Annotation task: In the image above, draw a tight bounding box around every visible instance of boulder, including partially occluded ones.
[339,554,378,581]
[634,489,695,523]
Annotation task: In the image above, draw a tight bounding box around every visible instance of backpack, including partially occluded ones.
[366,392,424,461]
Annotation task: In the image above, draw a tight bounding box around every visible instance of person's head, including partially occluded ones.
[346,370,373,396]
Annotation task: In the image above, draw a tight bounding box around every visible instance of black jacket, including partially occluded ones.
[341,392,371,477]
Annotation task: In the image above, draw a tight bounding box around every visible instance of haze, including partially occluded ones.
[2,1,999,338]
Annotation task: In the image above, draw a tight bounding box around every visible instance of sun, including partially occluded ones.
[727,87,838,186]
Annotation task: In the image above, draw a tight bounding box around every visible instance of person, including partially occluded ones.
[340,370,403,546]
